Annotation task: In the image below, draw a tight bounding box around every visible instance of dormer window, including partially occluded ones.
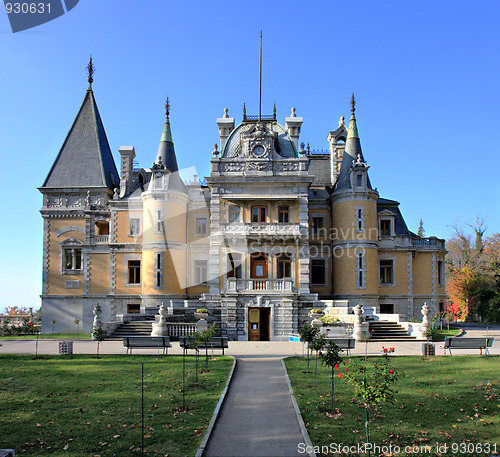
[380,220,391,236]
[378,210,396,238]
[356,174,363,187]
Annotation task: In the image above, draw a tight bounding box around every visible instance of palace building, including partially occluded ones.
[39,68,446,340]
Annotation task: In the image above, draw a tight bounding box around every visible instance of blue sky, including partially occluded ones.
[1,0,499,312]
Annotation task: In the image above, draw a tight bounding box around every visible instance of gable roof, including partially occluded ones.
[42,89,119,189]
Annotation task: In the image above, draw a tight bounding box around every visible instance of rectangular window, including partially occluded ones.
[229,206,240,223]
[156,210,164,233]
[196,217,207,234]
[277,255,292,278]
[64,248,82,271]
[311,216,325,236]
[252,206,267,223]
[195,260,208,285]
[129,218,141,235]
[380,260,393,284]
[311,260,326,285]
[128,260,141,284]
[278,206,290,223]
[380,219,391,236]
[227,253,242,278]
[355,207,364,232]
[437,260,443,285]
[357,253,365,288]
[356,174,363,187]
[155,253,163,288]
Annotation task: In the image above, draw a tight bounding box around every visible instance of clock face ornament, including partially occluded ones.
[252,145,266,157]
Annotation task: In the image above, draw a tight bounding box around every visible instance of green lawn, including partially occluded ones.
[431,328,461,341]
[285,355,499,456]
[0,354,233,456]
[0,333,91,340]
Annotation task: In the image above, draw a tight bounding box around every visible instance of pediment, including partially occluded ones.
[60,237,84,246]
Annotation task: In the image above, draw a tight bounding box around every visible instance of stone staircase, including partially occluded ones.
[368,321,416,341]
[106,312,200,341]
[107,317,155,340]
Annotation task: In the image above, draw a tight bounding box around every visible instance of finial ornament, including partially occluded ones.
[291,107,296,117]
[212,143,219,157]
[351,93,356,113]
[273,102,276,119]
[339,115,345,126]
[87,56,94,87]
[165,97,170,117]
[223,108,229,118]
[243,103,247,120]
[307,143,310,154]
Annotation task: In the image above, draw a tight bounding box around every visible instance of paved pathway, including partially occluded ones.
[203,356,304,457]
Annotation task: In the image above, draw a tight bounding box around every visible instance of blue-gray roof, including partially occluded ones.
[42,89,119,189]
[377,198,411,236]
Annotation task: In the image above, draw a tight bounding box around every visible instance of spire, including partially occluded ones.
[155,97,178,172]
[347,93,359,139]
[258,30,262,121]
[333,94,372,191]
[87,56,94,90]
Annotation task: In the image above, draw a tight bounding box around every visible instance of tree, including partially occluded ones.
[417,219,425,237]
[310,333,326,388]
[319,341,343,414]
[299,324,320,372]
[4,306,32,316]
[92,325,106,359]
[446,217,500,322]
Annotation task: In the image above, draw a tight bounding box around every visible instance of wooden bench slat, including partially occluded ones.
[122,336,172,355]
[442,337,494,355]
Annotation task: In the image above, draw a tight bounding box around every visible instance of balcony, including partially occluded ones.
[95,235,109,243]
[220,223,301,238]
[226,278,294,293]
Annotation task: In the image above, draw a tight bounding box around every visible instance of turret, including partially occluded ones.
[141,99,188,301]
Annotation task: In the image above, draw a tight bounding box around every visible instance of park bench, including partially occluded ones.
[441,337,494,355]
[179,336,229,355]
[122,336,172,355]
[325,337,356,355]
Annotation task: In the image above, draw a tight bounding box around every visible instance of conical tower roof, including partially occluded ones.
[151,98,186,194]
[154,98,179,173]
[42,69,119,190]
[333,94,372,191]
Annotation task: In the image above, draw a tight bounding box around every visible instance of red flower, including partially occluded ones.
[28,321,34,327]
[390,347,395,352]
[389,369,394,374]
[338,373,342,378]
[334,364,339,370]
[345,367,348,371]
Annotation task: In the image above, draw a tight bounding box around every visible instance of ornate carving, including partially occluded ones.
[246,161,271,171]
[47,194,63,207]
[221,162,245,172]
[274,162,299,172]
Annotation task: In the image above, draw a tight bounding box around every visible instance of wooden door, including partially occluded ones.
[251,254,268,290]
[248,308,260,341]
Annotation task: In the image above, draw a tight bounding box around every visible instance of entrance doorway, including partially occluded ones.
[248,307,270,341]
[251,253,268,290]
